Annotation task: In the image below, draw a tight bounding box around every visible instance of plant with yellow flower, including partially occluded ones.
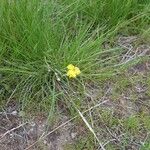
[67,64,81,78]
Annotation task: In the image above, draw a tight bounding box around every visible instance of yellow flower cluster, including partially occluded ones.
[67,64,81,78]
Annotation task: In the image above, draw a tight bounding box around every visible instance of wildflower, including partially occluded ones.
[67,64,81,78]
[67,64,74,70]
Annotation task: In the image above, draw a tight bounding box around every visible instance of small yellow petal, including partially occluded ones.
[74,67,81,75]
[67,64,75,70]
[67,71,70,77]
[67,70,77,78]
[69,74,76,78]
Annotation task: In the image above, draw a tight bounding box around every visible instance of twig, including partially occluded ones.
[0,122,27,140]
[25,100,109,150]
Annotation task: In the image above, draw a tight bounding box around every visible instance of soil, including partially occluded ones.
[0,104,79,150]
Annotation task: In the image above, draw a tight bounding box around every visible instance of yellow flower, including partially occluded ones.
[67,69,77,78]
[74,67,81,75]
[67,64,81,78]
[67,64,74,70]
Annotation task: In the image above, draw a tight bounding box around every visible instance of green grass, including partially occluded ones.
[0,0,150,149]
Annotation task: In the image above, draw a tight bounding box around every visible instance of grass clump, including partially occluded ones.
[0,0,150,149]
[0,0,149,108]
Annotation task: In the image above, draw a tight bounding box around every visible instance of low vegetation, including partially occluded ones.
[0,0,150,149]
